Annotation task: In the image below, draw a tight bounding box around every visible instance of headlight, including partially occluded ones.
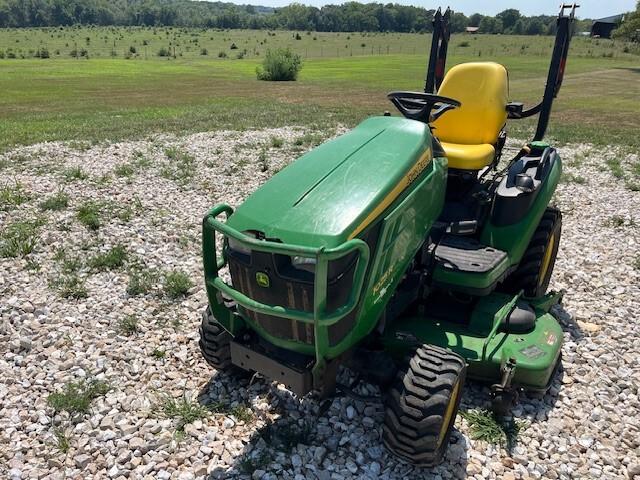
[292,255,316,273]
[227,232,255,256]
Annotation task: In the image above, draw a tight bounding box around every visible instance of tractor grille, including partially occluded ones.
[227,249,357,347]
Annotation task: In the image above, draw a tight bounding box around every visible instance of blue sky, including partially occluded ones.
[232,0,637,19]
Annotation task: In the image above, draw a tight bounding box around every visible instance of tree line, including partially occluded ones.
[0,0,594,34]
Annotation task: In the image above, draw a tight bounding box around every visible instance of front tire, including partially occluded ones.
[382,345,466,466]
[199,307,232,370]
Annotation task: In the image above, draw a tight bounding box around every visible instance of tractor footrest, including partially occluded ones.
[435,235,507,273]
[230,340,313,397]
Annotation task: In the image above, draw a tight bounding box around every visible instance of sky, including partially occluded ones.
[224,0,637,19]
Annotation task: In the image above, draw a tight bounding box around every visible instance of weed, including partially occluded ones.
[76,202,101,230]
[161,394,210,431]
[606,215,627,228]
[208,402,254,423]
[0,220,41,258]
[1,181,30,211]
[114,163,136,177]
[562,173,586,185]
[163,270,193,298]
[116,206,133,222]
[626,180,640,192]
[53,427,71,454]
[127,267,157,296]
[270,136,284,148]
[258,150,269,172]
[25,258,41,271]
[49,274,88,299]
[117,315,139,336]
[89,245,127,271]
[151,348,166,359]
[605,158,625,179]
[161,147,196,185]
[132,150,152,168]
[63,166,88,181]
[460,409,526,452]
[47,379,110,416]
[634,255,640,270]
[39,190,69,211]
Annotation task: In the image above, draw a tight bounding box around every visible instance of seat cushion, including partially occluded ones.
[433,62,509,146]
[440,142,495,171]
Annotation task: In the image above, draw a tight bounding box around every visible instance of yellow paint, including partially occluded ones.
[538,232,555,287]
[433,62,509,170]
[348,148,431,240]
[437,379,461,448]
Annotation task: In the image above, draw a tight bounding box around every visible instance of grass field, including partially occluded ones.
[1,27,639,152]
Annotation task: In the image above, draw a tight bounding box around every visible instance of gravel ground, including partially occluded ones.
[1,129,639,480]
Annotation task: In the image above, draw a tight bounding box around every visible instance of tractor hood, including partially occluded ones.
[226,116,435,248]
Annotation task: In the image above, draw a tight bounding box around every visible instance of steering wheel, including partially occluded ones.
[387,91,461,123]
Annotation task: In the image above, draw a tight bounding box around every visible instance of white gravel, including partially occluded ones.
[0,130,639,480]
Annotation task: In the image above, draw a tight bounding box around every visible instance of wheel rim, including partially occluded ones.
[437,379,461,448]
[538,232,556,287]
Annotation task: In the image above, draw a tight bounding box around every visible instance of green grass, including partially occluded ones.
[460,409,526,451]
[76,202,102,230]
[161,147,196,185]
[63,166,88,181]
[47,379,110,416]
[161,394,210,432]
[49,273,88,299]
[0,181,29,211]
[117,315,139,336]
[562,172,587,185]
[163,270,193,298]
[39,190,69,211]
[89,244,127,270]
[605,158,625,179]
[0,219,42,258]
[127,267,157,296]
[208,402,254,423]
[52,427,71,454]
[151,348,166,359]
[114,162,136,177]
[0,30,638,152]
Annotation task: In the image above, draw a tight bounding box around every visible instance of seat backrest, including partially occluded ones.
[433,62,508,145]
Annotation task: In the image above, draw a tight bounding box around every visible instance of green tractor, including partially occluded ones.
[199,5,577,466]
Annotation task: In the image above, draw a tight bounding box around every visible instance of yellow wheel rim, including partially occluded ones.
[437,380,461,448]
[539,232,556,287]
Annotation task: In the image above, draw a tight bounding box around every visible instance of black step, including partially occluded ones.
[435,235,507,273]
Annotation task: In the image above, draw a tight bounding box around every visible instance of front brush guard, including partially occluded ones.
[202,204,370,391]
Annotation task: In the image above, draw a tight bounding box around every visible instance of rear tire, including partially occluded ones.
[507,207,562,298]
[199,307,232,370]
[382,345,466,466]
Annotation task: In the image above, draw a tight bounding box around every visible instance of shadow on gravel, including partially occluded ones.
[199,371,468,479]
[197,303,577,479]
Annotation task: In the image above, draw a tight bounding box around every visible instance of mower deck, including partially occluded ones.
[382,291,563,392]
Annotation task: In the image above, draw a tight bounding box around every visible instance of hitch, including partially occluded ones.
[490,357,519,416]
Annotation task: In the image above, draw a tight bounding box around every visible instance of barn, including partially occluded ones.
[590,14,625,38]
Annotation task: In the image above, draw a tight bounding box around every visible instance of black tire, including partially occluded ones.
[507,207,562,298]
[382,345,466,466]
[199,307,232,370]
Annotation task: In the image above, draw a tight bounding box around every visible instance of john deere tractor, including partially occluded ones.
[199,5,577,466]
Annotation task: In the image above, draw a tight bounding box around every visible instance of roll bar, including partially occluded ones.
[423,4,579,142]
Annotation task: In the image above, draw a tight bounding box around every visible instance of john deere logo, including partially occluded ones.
[256,272,270,288]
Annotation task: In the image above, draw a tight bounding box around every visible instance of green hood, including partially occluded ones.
[227,116,434,248]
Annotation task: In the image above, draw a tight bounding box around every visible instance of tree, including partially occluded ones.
[497,8,520,33]
[613,1,640,41]
[469,13,484,27]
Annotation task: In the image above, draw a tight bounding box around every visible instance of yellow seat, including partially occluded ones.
[432,62,509,170]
